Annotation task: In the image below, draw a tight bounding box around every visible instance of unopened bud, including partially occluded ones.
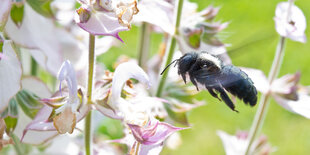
[182,27,203,49]
[76,6,91,23]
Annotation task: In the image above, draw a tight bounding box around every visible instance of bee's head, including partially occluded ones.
[160,52,198,83]
[177,52,199,83]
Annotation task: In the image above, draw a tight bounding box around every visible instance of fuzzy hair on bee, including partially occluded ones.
[160,51,258,112]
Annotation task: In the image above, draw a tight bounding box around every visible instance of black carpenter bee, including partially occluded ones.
[161,51,257,112]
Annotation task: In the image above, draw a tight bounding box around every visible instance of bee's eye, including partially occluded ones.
[201,64,207,68]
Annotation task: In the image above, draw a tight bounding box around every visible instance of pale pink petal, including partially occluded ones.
[43,134,80,155]
[0,41,22,113]
[0,0,11,30]
[111,62,150,103]
[273,93,310,119]
[240,67,269,94]
[21,104,90,142]
[57,60,78,99]
[21,76,52,98]
[271,72,300,100]
[274,2,307,43]
[128,119,187,145]
[139,143,164,155]
[22,106,55,133]
[217,130,247,155]
[5,4,63,75]
[93,104,123,120]
[16,106,59,144]
[76,11,128,42]
[95,36,119,56]
[134,0,174,34]
[143,122,185,145]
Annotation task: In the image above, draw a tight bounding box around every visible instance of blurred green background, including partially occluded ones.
[98,0,310,154]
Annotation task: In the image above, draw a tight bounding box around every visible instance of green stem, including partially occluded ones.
[12,134,23,155]
[155,0,184,97]
[84,111,92,155]
[30,57,38,76]
[245,37,286,155]
[87,34,95,104]
[138,22,151,70]
[135,142,141,155]
[85,34,95,155]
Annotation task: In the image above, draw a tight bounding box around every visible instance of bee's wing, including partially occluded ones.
[195,65,257,106]
[219,65,257,106]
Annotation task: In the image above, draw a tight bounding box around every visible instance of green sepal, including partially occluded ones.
[26,0,54,18]
[10,3,24,27]
[0,98,18,135]
[16,90,43,119]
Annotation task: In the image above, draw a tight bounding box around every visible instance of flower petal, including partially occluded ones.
[0,41,22,113]
[53,106,76,134]
[5,4,63,75]
[76,11,128,42]
[274,2,307,43]
[273,93,310,119]
[0,0,12,31]
[17,105,58,144]
[57,60,78,100]
[94,103,123,120]
[271,72,300,100]
[217,130,247,155]
[111,62,151,103]
[143,121,186,145]
[139,143,164,155]
[134,0,174,34]
[128,118,187,145]
[21,76,52,98]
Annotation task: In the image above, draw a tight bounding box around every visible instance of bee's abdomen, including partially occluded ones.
[220,65,258,106]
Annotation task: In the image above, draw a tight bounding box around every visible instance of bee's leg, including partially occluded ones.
[215,87,239,113]
[180,73,187,84]
[206,87,221,101]
[189,75,199,91]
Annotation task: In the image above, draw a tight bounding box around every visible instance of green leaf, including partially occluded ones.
[16,90,43,119]
[10,3,24,27]
[0,98,18,135]
[26,0,54,18]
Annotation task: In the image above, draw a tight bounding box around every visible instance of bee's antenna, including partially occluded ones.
[160,59,179,75]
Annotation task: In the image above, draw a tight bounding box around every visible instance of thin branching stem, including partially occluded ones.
[245,36,286,155]
[156,0,184,97]
[85,34,95,155]
[245,0,295,152]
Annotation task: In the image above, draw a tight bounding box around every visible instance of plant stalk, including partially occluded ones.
[245,37,286,155]
[85,34,95,155]
[12,134,23,155]
[135,142,141,155]
[155,0,184,97]
[138,22,151,70]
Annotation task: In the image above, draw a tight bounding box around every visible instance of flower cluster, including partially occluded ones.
[0,0,309,154]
